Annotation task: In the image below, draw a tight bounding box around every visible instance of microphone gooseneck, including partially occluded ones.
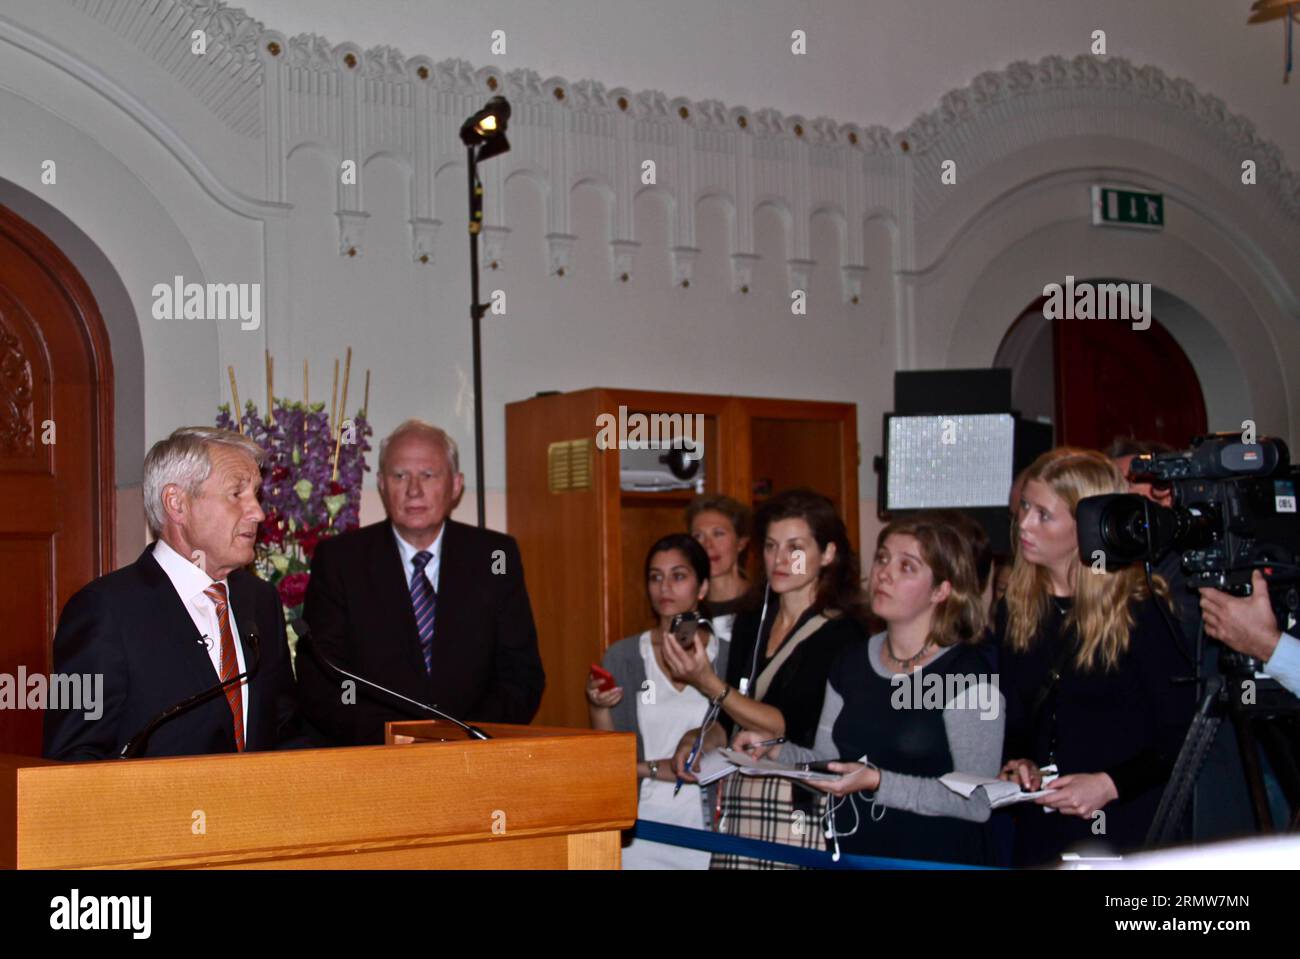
[292,619,491,741]
[120,632,262,759]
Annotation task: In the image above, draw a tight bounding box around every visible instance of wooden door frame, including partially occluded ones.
[0,203,115,576]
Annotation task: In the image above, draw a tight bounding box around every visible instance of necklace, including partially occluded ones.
[885,635,932,670]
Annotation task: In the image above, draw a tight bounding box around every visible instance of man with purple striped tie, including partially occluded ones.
[297,419,544,746]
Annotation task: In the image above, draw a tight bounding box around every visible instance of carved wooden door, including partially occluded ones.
[0,204,114,756]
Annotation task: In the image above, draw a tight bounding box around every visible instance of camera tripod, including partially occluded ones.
[1146,663,1300,845]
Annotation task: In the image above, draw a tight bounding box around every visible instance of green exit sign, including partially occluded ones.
[1091,186,1164,230]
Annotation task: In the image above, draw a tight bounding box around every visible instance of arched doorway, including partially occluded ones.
[0,203,114,756]
[995,283,1209,451]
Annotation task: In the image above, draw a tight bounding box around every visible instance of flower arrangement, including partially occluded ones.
[218,351,372,662]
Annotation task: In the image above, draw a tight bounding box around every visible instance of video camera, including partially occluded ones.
[1077,431,1300,606]
[1077,433,1300,679]
[1079,434,1300,840]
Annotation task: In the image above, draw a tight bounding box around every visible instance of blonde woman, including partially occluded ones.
[997,448,1194,866]
[686,493,754,643]
[737,512,1002,865]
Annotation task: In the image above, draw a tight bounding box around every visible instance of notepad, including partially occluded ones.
[692,748,740,785]
[695,747,844,782]
[940,765,1060,808]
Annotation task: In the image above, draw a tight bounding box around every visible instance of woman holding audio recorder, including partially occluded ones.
[586,533,734,868]
[667,489,868,869]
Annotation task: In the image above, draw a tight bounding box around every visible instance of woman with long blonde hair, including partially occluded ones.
[997,448,1194,866]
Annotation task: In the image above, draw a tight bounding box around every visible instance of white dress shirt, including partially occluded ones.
[392,523,445,593]
[152,538,250,731]
[1267,633,1300,698]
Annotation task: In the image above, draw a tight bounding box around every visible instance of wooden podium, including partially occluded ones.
[0,722,636,869]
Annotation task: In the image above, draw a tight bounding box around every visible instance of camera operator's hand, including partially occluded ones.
[1199,569,1282,662]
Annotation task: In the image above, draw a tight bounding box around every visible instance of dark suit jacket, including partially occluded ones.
[43,543,307,760]
[296,519,545,745]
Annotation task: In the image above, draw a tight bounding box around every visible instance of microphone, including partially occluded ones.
[120,632,262,759]
[292,619,491,741]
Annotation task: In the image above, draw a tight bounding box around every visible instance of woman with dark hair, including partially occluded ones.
[686,493,754,641]
[997,448,1194,866]
[667,489,870,869]
[738,512,1003,865]
[585,534,734,869]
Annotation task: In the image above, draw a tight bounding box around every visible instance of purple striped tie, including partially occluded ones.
[409,550,436,673]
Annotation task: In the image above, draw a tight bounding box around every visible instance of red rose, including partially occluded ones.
[328,480,346,495]
[297,524,325,560]
[258,512,285,547]
[277,571,310,609]
[271,466,290,482]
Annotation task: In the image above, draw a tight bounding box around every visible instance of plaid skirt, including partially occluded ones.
[710,773,827,870]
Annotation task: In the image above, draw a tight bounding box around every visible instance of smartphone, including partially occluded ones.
[800,761,844,774]
[669,611,712,649]
[589,663,617,693]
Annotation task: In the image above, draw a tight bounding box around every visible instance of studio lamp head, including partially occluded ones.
[460,96,511,160]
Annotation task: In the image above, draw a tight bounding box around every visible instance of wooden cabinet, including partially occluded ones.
[506,388,858,727]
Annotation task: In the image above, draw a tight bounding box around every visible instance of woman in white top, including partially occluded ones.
[587,534,727,869]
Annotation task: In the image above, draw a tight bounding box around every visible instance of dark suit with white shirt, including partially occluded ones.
[295,519,545,745]
[43,542,306,760]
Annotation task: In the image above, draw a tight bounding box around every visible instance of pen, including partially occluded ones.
[675,728,706,797]
[675,702,721,796]
[745,737,786,750]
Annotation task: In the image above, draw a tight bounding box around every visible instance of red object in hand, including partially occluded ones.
[589,663,617,693]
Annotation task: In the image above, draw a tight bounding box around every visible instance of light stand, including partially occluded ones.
[460,96,511,527]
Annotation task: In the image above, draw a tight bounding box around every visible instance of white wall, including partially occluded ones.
[249,0,1300,169]
[1148,289,1252,435]
[1,0,1297,567]
[995,310,1055,427]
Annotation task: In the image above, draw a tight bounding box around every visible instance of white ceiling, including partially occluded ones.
[237,0,1300,167]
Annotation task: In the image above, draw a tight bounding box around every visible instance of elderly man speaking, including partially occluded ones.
[43,427,305,760]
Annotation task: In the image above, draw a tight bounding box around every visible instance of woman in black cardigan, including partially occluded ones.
[998,448,1195,866]
[666,488,869,869]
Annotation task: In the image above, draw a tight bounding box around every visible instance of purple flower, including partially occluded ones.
[215,395,373,614]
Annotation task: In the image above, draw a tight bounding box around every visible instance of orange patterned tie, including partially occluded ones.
[203,583,245,751]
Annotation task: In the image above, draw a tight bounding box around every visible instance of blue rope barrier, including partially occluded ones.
[630,819,995,870]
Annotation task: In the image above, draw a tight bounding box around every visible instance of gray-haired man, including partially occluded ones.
[44,427,307,760]
[296,418,544,744]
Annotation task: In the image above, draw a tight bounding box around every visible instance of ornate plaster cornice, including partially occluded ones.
[57,1,1300,269]
[900,53,1299,214]
[68,0,267,137]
